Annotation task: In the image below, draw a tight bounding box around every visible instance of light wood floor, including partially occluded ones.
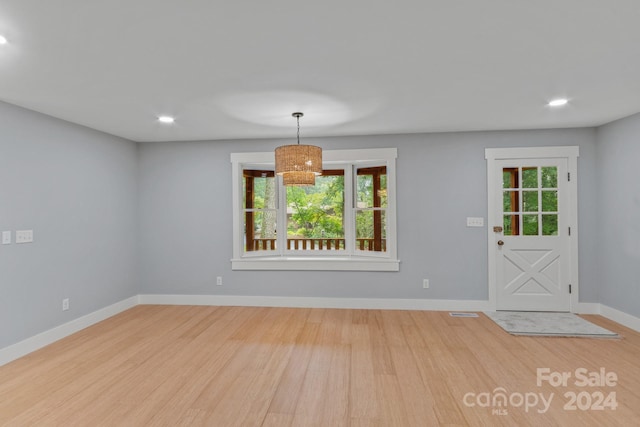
[1,306,639,426]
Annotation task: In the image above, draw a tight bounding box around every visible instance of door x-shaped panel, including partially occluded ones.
[503,248,560,296]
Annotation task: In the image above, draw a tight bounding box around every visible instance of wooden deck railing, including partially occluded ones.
[248,238,386,252]
[287,238,344,250]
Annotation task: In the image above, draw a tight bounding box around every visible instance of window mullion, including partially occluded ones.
[276,175,286,255]
[343,165,354,255]
[231,160,243,259]
[384,158,397,260]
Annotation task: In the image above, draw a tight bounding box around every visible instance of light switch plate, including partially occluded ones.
[16,230,34,243]
[466,217,484,227]
[2,231,11,244]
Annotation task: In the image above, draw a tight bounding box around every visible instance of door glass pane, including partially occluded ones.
[503,191,519,213]
[541,191,558,212]
[356,210,387,252]
[523,214,539,235]
[522,167,538,188]
[504,214,519,236]
[503,168,518,189]
[499,164,560,238]
[541,167,557,188]
[542,214,558,236]
[522,191,538,212]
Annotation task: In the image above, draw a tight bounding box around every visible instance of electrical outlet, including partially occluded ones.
[216,276,223,286]
[423,279,430,289]
[16,230,34,243]
[466,217,484,227]
[2,231,11,244]
[62,298,70,311]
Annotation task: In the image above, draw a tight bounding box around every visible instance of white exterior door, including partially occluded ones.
[486,147,579,312]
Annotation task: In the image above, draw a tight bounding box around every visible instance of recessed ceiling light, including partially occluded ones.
[0,35,7,45]
[548,98,568,107]
[158,116,175,124]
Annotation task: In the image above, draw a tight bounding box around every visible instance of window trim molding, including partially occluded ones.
[230,256,400,271]
[231,148,399,271]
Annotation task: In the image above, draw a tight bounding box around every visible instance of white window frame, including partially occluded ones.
[231,148,399,271]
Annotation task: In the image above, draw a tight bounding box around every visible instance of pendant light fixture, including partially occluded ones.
[275,112,322,186]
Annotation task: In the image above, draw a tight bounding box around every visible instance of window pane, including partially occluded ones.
[504,214,519,236]
[254,177,276,209]
[357,174,373,208]
[522,191,538,212]
[244,210,277,251]
[357,166,387,208]
[503,191,519,213]
[541,167,557,188]
[542,191,558,212]
[286,173,344,251]
[356,210,387,252]
[243,170,276,210]
[357,175,371,208]
[523,214,539,235]
[542,214,558,236]
[522,167,538,188]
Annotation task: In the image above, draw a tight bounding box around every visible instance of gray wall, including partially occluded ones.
[138,128,599,303]
[0,102,139,349]
[1,97,614,352]
[596,113,640,317]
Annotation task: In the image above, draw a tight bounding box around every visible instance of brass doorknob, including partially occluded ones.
[497,240,504,246]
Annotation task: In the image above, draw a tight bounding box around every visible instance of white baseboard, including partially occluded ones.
[0,296,139,367]
[600,304,640,333]
[138,294,491,312]
[575,302,601,314]
[3,295,639,367]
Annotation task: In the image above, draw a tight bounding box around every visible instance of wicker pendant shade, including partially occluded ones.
[282,170,316,186]
[275,113,322,186]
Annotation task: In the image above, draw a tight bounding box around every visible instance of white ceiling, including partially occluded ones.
[0,1,639,142]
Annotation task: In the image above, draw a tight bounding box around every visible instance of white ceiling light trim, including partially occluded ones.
[548,98,569,107]
[157,116,175,124]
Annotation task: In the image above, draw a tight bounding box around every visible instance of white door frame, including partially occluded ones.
[485,146,580,312]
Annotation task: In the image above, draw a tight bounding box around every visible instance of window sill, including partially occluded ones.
[231,256,400,271]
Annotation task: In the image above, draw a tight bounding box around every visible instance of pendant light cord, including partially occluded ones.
[293,112,303,145]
